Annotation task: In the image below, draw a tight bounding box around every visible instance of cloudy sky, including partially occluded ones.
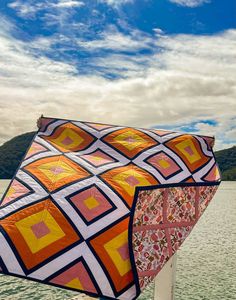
[0,0,235,150]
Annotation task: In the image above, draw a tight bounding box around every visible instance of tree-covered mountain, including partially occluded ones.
[0,132,35,179]
[215,146,236,181]
[0,132,235,180]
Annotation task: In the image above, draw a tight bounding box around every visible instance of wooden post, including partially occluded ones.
[154,253,177,300]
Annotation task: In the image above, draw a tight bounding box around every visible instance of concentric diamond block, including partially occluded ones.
[102,128,158,159]
[41,123,95,152]
[80,150,117,167]
[145,151,181,179]
[104,230,131,276]
[25,142,48,159]
[1,179,33,207]
[24,155,91,192]
[1,199,80,270]
[203,164,221,182]
[15,210,65,254]
[100,164,158,207]
[90,217,133,294]
[50,259,97,293]
[165,135,210,172]
[66,185,115,224]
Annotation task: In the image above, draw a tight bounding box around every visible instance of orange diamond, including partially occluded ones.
[102,128,158,158]
[100,164,158,207]
[24,155,91,192]
[90,217,133,293]
[1,199,80,270]
[41,123,95,152]
[165,135,210,172]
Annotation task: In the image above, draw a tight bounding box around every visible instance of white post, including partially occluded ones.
[154,253,177,300]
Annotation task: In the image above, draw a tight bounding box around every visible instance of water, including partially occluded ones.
[0,180,235,300]
[175,181,236,300]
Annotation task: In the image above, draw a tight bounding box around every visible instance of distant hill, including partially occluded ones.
[0,132,235,180]
[0,132,35,179]
[215,146,236,181]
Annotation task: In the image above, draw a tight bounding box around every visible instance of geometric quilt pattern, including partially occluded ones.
[1,198,81,270]
[0,179,33,207]
[66,185,116,224]
[49,259,98,293]
[0,117,221,300]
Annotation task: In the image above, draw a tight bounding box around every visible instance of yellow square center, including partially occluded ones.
[84,196,99,210]
[91,155,102,161]
[158,159,170,169]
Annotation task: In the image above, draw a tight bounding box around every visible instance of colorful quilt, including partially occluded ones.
[0,117,221,299]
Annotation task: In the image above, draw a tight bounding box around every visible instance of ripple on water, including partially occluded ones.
[175,182,236,300]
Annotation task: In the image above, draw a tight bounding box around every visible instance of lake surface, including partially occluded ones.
[0,180,235,300]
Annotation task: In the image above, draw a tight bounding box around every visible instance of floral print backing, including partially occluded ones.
[132,185,218,290]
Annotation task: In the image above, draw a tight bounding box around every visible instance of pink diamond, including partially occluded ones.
[50,166,64,175]
[184,146,194,156]
[118,243,129,261]
[2,179,31,206]
[62,136,73,145]
[31,221,50,239]
[70,186,113,222]
[81,150,115,167]
[147,152,180,178]
[125,176,139,186]
[124,137,136,143]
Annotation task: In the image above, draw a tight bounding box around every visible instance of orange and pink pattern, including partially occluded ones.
[0,117,220,299]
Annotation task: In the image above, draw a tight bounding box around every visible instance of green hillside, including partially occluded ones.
[215,146,236,181]
[0,132,235,180]
[0,132,35,179]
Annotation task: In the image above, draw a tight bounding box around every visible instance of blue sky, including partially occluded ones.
[0,0,235,149]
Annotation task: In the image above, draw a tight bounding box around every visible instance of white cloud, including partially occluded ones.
[100,0,133,8]
[77,26,153,52]
[0,18,235,150]
[8,0,84,19]
[8,1,42,18]
[225,127,236,141]
[169,0,209,7]
[55,1,85,8]
[153,28,165,36]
